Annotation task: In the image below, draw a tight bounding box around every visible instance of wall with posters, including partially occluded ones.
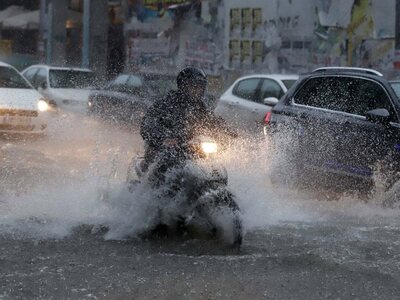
[223,0,397,73]
[184,39,221,75]
[311,0,395,71]
[223,0,278,70]
[125,14,178,72]
[223,0,318,72]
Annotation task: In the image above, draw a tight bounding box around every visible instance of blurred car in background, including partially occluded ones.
[22,65,97,110]
[0,61,49,136]
[87,72,176,125]
[215,74,298,134]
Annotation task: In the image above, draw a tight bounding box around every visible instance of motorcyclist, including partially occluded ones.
[140,66,236,179]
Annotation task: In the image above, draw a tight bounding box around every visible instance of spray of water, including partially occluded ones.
[0,112,399,242]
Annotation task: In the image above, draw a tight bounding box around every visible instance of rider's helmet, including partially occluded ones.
[177,66,207,91]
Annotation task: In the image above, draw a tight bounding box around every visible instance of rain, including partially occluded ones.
[0,0,400,299]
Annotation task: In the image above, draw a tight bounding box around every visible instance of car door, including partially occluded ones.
[254,78,286,125]
[289,76,349,174]
[334,78,400,180]
[223,77,263,131]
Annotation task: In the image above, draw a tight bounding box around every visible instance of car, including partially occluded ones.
[264,67,400,195]
[215,74,298,134]
[87,72,176,124]
[21,64,97,110]
[0,61,49,135]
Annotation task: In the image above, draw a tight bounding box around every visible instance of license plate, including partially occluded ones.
[2,115,32,125]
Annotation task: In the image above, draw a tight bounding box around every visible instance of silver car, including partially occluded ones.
[215,74,298,134]
[0,62,49,135]
[22,65,97,111]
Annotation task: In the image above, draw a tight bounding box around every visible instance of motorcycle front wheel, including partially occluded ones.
[197,188,243,248]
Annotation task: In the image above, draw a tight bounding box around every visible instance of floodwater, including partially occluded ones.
[0,111,399,299]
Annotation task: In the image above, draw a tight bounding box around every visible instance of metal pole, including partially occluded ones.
[395,0,400,69]
[46,2,53,65]
[39,0,46,62]
[82,0,90,68]
[396,0,400,50]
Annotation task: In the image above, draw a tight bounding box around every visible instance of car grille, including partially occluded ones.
[0,109,38,117]
[0,124,35,131]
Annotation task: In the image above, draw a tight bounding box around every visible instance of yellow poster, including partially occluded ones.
[240,40,251,64]
[252,8,262,34]
[252,40,263,64]
[241,8,252,37]
[229,39,240,67]
[348,0,374,65]
[230,9,241,36]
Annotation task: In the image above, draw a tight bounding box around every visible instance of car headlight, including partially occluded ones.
[201,142,218,154]
[38,99,49,112]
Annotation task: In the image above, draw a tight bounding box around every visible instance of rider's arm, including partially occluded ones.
[140,99,178,148]
[204,112,238,139]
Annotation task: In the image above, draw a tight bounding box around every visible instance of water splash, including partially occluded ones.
[0,113,399,242]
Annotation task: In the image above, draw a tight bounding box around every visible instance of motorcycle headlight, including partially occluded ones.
[201,142,218,154]
[38,99,49,112]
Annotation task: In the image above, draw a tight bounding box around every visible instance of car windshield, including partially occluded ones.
[390,82,400,97]
[282,79,297,89]
[142,75,176,98]
[49,69,95,89]
[0,66,31,89]
[105,74,175,98]
[106,75,143,94]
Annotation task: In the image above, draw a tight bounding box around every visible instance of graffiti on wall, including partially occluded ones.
[184,40,221,75]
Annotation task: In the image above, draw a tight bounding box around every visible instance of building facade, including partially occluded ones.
[123,0,398,88]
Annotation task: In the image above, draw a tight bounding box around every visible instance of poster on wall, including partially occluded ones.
[230,8,241,37]
[128,35,171,63]
[132,0,192,21]
[184,40,221,76]
[240,40,251,65]
[252,8,263,38]
[252,40,263,65]
[241,8,252,37]
[229,39,241,68]
[359,39,394,70]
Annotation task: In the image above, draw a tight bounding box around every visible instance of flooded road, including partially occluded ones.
[0,111,400,299]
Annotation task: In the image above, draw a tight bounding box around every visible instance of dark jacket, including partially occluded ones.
[140,90,232,152]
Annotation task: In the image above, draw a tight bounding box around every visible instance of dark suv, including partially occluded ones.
[264,67,400,193]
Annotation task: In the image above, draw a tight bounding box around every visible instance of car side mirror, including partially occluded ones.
[263,97,279,106]
[366,108,390,124]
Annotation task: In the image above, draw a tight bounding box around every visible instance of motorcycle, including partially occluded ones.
[126,136,243,248]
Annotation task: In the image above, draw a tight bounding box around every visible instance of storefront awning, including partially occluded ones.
[0,5,28,23]
[2,10,39,29]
